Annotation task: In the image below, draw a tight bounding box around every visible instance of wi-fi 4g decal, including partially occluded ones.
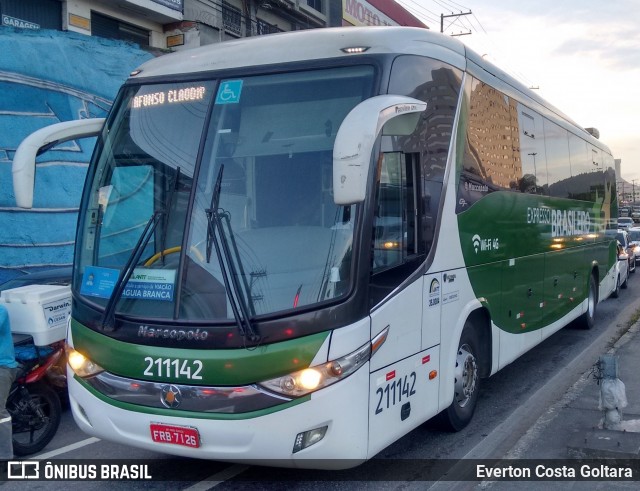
[471,234,499,254]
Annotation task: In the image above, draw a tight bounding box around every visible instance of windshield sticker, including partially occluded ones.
[80,266,176,301]
[80,266,118,298]
[98,185,113,207]
[215,80,243,104]
[122,268,176,302]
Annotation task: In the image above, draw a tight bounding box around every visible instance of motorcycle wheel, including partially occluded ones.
[8,382,62,456]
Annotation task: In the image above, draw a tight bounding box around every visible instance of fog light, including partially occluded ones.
[292,426,328,453]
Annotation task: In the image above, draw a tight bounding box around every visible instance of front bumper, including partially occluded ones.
[67,363,370,469]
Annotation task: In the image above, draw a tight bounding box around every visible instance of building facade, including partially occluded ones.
[0,0,427,51]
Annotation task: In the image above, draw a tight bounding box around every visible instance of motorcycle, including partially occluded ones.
[7,334,64,456]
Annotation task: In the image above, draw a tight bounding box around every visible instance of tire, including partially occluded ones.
[611,274,620,299]
[579,274,598,328]
[437,323,481,431]
[8,382,61,456]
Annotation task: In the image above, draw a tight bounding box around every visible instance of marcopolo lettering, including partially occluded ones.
[138,325,209,341]
[464,181,489,193]
[394,104,418,114]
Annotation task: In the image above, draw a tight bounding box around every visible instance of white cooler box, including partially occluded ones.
[0,284,71,346]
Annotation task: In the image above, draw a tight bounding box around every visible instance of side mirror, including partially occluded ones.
[12,118,105,208]
[333,95,426,205]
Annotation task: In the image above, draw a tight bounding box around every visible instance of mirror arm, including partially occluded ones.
[12,118,105,208]
[332,95,426,205]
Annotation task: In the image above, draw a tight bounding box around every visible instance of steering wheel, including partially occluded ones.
[144,246,181,267]
[143,245,207,267]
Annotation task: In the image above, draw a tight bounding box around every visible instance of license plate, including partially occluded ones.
[150,423,200,448]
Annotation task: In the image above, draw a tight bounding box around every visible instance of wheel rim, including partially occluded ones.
[454,343,478,408]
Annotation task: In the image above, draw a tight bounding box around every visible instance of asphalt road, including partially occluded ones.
[5,270,640,490]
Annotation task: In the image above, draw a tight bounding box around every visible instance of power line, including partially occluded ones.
[433,0,457,13]
[402,0,441,24]
[425,3,537,88]
[433,0,470,16]
[399,0,440,26]
[403,0,440,18]
[398,1,471,36]
[440,0,471,11]
[457,14,476,33]
[471,12,490,36]
[475,7,537,87]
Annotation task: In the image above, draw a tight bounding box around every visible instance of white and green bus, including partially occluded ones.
[13,27,618,468]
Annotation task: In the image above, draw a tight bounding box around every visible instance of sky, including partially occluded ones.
[396,0,640,183]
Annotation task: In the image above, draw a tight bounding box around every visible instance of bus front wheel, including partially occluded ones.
[437,323,481,431]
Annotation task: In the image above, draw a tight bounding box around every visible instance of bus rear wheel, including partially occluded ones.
[437,323,480,431]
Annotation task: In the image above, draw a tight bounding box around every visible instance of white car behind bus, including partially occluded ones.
[612,241,630,298]
[618,217,634,230]
[626,227,640,265]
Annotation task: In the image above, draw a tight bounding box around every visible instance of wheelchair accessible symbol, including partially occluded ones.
[216,80,243,104]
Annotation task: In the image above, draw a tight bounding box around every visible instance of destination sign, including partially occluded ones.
[132,86,207,109]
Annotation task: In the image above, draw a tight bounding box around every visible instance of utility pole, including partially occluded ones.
[440,11,472,36]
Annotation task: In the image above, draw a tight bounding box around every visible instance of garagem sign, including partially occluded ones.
[2,15,40,30]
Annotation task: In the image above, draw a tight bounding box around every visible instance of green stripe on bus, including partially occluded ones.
[71,320,329,386]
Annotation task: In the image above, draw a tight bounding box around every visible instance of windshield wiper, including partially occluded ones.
[159,167,180,266]
[100,169,179,331]
[205,164,260,342]
[100,211,163,331]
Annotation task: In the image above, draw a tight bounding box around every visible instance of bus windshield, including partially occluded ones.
[74,65,375,323]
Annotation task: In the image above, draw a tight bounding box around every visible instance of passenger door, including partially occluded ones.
[369,151,424,369]
[368,151,440,454]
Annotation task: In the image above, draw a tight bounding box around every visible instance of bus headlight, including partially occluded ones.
[65,345,104,378]
[259,342,371,397]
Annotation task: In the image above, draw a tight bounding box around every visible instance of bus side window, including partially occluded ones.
[372,152,419,273]
[518,108,548,194]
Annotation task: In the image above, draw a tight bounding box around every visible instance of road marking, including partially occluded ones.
[182,464,250,490]
[33,437,101,459]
